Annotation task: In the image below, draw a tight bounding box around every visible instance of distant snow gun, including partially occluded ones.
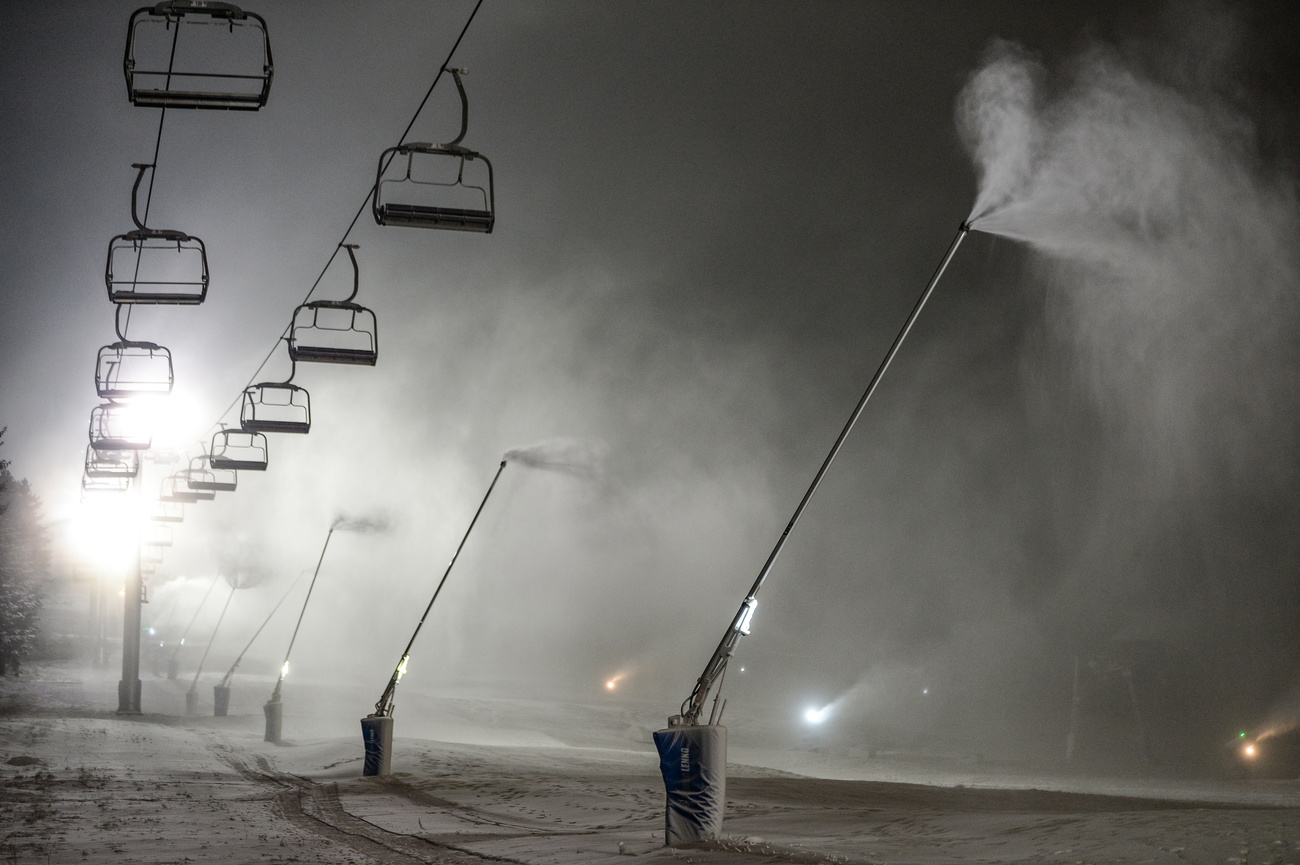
[263,522,338,743]
[656,222,972,845]
[168,574,220,679]
[185,582,235,716]
[212,571,306,717]
[362,458,508,776]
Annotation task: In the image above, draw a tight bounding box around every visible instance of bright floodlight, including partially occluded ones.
[804,705,831,725]
[1243,743,1257,759]
[280,661,290,678]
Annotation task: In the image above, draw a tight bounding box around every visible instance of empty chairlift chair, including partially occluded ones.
[81,473,132,496]
[96,340,174,399]
[241,345,311,434]
[151,501,185,523]
[143,524,174,547]
[161,472,213,503]
[186,454,237,492]
[373,68,494,233]
[106,164,209,304]
[124,1,273,110]
[84,445,141,479]
[210,428,269,471]
[288,244,378,366]
[89,403,153,451]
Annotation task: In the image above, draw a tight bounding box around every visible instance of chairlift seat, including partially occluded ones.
[125,2,273,111]
[142,547,165,564]
[210,429,268,471]
[85,445,141,479]
[376,203,494,232]
[373,143,495,233]
[288,301,378,366]
[96,341,174,398]
[241,382,310,434]
[89,403,152,451]
[107,229,209,304]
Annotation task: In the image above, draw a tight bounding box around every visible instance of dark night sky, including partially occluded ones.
[1,1,1298,768]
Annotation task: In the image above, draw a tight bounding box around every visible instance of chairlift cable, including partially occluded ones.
[123,21,179,340]
[204,0,486,435]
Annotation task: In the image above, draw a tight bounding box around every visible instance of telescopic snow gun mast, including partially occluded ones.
[218,570,306,690]
[187,582,236,702]
[170,573,220,671]
[671,223,971,728]
[269,522,338,703]
[371,458,508,719]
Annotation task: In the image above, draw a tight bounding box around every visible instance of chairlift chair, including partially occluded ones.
[186,455,237,492]
[241,348,311,433]
[373,69,494,232]
[106,163,209,304]
[84,445,141,479]
[81,474,131,496]
[124,1,273,110]
[143,524,174,547]
[210,428,268,471]
[288,245,378,365]
[89,402,152,451]
[96,341,174,399]
[151,501,185,523]
[142,546,165,565]
[160,472,210,503]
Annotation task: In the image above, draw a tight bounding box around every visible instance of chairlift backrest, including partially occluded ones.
[96,341,174,399]
[85,445,141,479]
[186,455,237,492]
[125,2,273,110]
[89,403,153,451]
[241,381,310,434]
[142,546,165,564]
[210,429,268,471]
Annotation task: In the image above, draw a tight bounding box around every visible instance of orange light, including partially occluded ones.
[1243,743,1257,759]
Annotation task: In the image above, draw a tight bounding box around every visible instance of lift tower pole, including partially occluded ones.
[118,479,144,714]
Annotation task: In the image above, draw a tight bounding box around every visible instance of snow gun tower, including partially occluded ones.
[657,224,970,845]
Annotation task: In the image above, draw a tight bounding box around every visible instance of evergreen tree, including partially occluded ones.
[0,427,47,675]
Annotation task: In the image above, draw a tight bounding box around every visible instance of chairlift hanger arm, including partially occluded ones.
[673,223,972,728]
[445,67,469,149]
[130,163,155,230]
[341,244,360,304]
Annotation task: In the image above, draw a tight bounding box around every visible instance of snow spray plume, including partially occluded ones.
[502,437,606,479]
[957,34,1300,482]
[331,511,393,534]
[372,459,509,719]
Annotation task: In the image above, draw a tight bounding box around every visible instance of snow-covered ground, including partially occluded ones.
[3,660,1300,864]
